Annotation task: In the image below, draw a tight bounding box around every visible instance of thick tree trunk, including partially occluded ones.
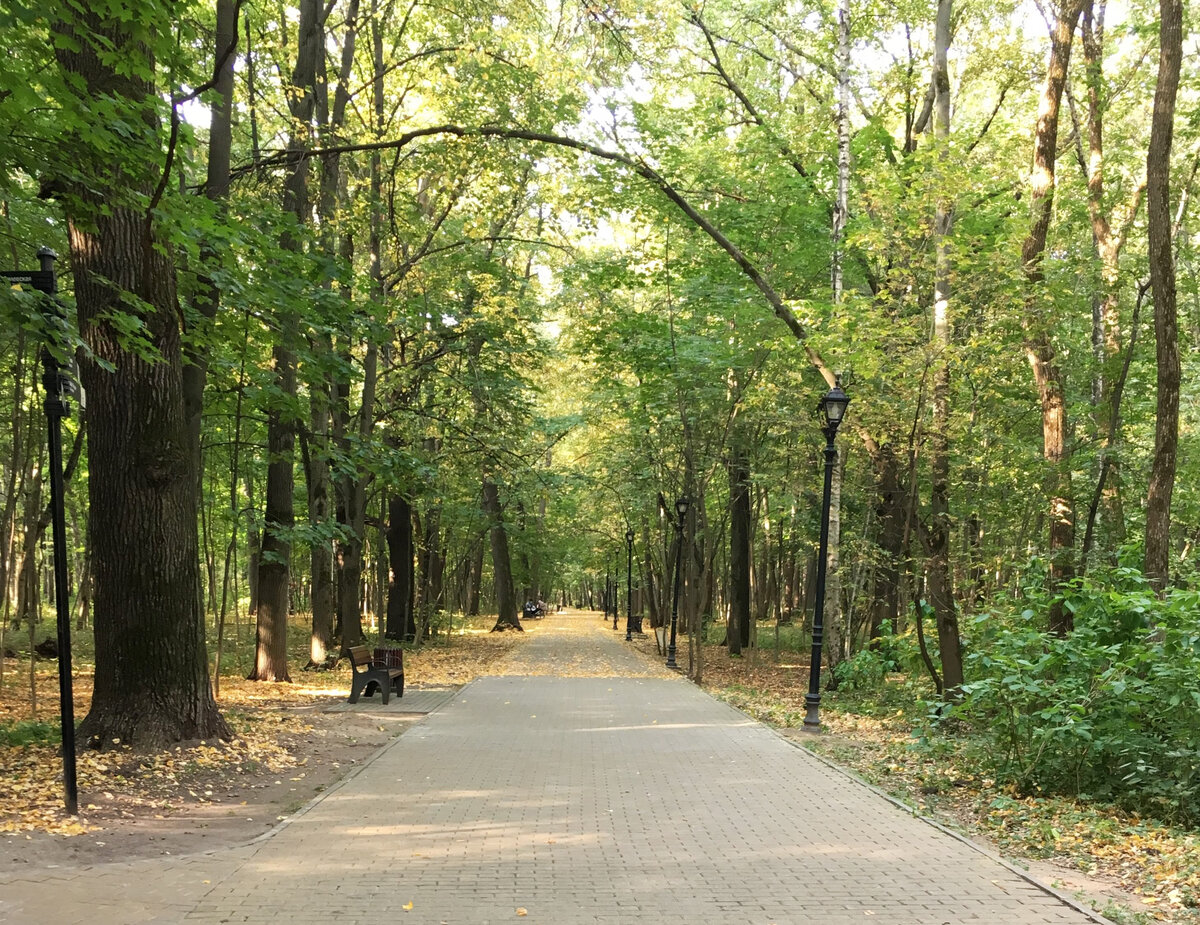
[482,476,521,631]
[1144,0,1183,591]
[386,492,415,640]
[54,4,228,748]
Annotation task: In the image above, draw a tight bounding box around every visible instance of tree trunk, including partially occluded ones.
[305,409,335,667]
[1144,0,1183,591]
[483,476,521,631]
[54,4,228,748]
[246,475,260,619]
[182,0,237,468]
[386,492,416,640]
[926,0,964,692]
[1075,0,1140,563]
[1021,0,1086,634]
[871,445,904,641]
[728,440,751,656]
[467,537,483,616]
[249,0,321,681]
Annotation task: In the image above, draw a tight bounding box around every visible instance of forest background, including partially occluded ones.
[0,0,1199,920]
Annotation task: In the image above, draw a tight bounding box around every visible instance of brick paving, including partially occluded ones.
[1,612,1111,924]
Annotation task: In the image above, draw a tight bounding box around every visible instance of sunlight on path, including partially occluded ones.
[489,609,680,679]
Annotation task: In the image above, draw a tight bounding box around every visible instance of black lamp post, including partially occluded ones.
[2,249,80,813]
[665,496,689,670]
[612,549,620,629]
[604,560,611,620]
[624,528,635,641]
[803,380,850,730]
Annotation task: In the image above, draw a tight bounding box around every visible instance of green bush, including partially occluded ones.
[0,720,61,747]
[942,569,1200,825]
[833,647,889,690]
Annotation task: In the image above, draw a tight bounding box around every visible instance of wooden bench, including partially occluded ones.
[347,645,404,705]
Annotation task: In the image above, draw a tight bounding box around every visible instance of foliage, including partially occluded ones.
[0,720,59,748]
[697,634,1200,921]
[832,646,890,690]
[943,571,1200,825]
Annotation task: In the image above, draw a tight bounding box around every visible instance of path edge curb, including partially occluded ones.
[0,683,472,884]
[241,681,472,849]
[756,710,1120,925]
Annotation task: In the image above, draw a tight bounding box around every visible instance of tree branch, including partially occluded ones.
[230,123,836,383]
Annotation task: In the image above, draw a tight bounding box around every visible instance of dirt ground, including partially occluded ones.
[0,705,420,875]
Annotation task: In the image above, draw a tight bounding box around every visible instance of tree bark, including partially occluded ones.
[53,3,228,748]
[1144,0,1183,590]
[1021,0,1086,634]
[386,492,416,640]
[870,445,904,641]
[926,0,964,692]
[249,0,322,681]
[483,476,521,631]
[728,439,751,655]
[183,0,238,468]
[466,537,483,616]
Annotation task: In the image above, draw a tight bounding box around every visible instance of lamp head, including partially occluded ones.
[675,496,690,519]
[819,379,850,428]
[625,528,634,544]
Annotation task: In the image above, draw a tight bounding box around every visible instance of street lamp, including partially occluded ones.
[612,548,620,629]
[624,528,635,641]
[2,249,81,813]
[666,496,690,670]
[803,380,850,730]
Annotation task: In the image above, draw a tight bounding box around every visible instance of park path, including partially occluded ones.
[1,611,1109,924]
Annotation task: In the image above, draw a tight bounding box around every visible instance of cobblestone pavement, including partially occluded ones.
[1,612,1110,924]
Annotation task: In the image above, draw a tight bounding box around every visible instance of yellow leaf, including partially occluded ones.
[403,902,414,911]
[516,909,528,917]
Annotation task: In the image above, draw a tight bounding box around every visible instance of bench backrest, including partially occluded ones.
[347,645,372,669]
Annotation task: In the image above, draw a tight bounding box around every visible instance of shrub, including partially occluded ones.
[941,570,1200,825]
[833,647,889,690]
[0,720,60,747]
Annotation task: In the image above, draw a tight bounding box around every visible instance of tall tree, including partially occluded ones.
[250,0,323,682]
[1021,0,1086,635]
[50,0,228,747]
[1143,0,1184,590]
[923,0,964,693]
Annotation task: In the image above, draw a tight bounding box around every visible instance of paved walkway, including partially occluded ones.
[1,612,1109,924]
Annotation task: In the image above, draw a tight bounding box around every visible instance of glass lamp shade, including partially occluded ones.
[820,382,850,426]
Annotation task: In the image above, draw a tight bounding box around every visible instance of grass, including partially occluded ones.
[0,719,60,748]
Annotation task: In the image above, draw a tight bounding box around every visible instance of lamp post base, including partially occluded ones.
[802,694,821,731]
[665,645,679,670]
